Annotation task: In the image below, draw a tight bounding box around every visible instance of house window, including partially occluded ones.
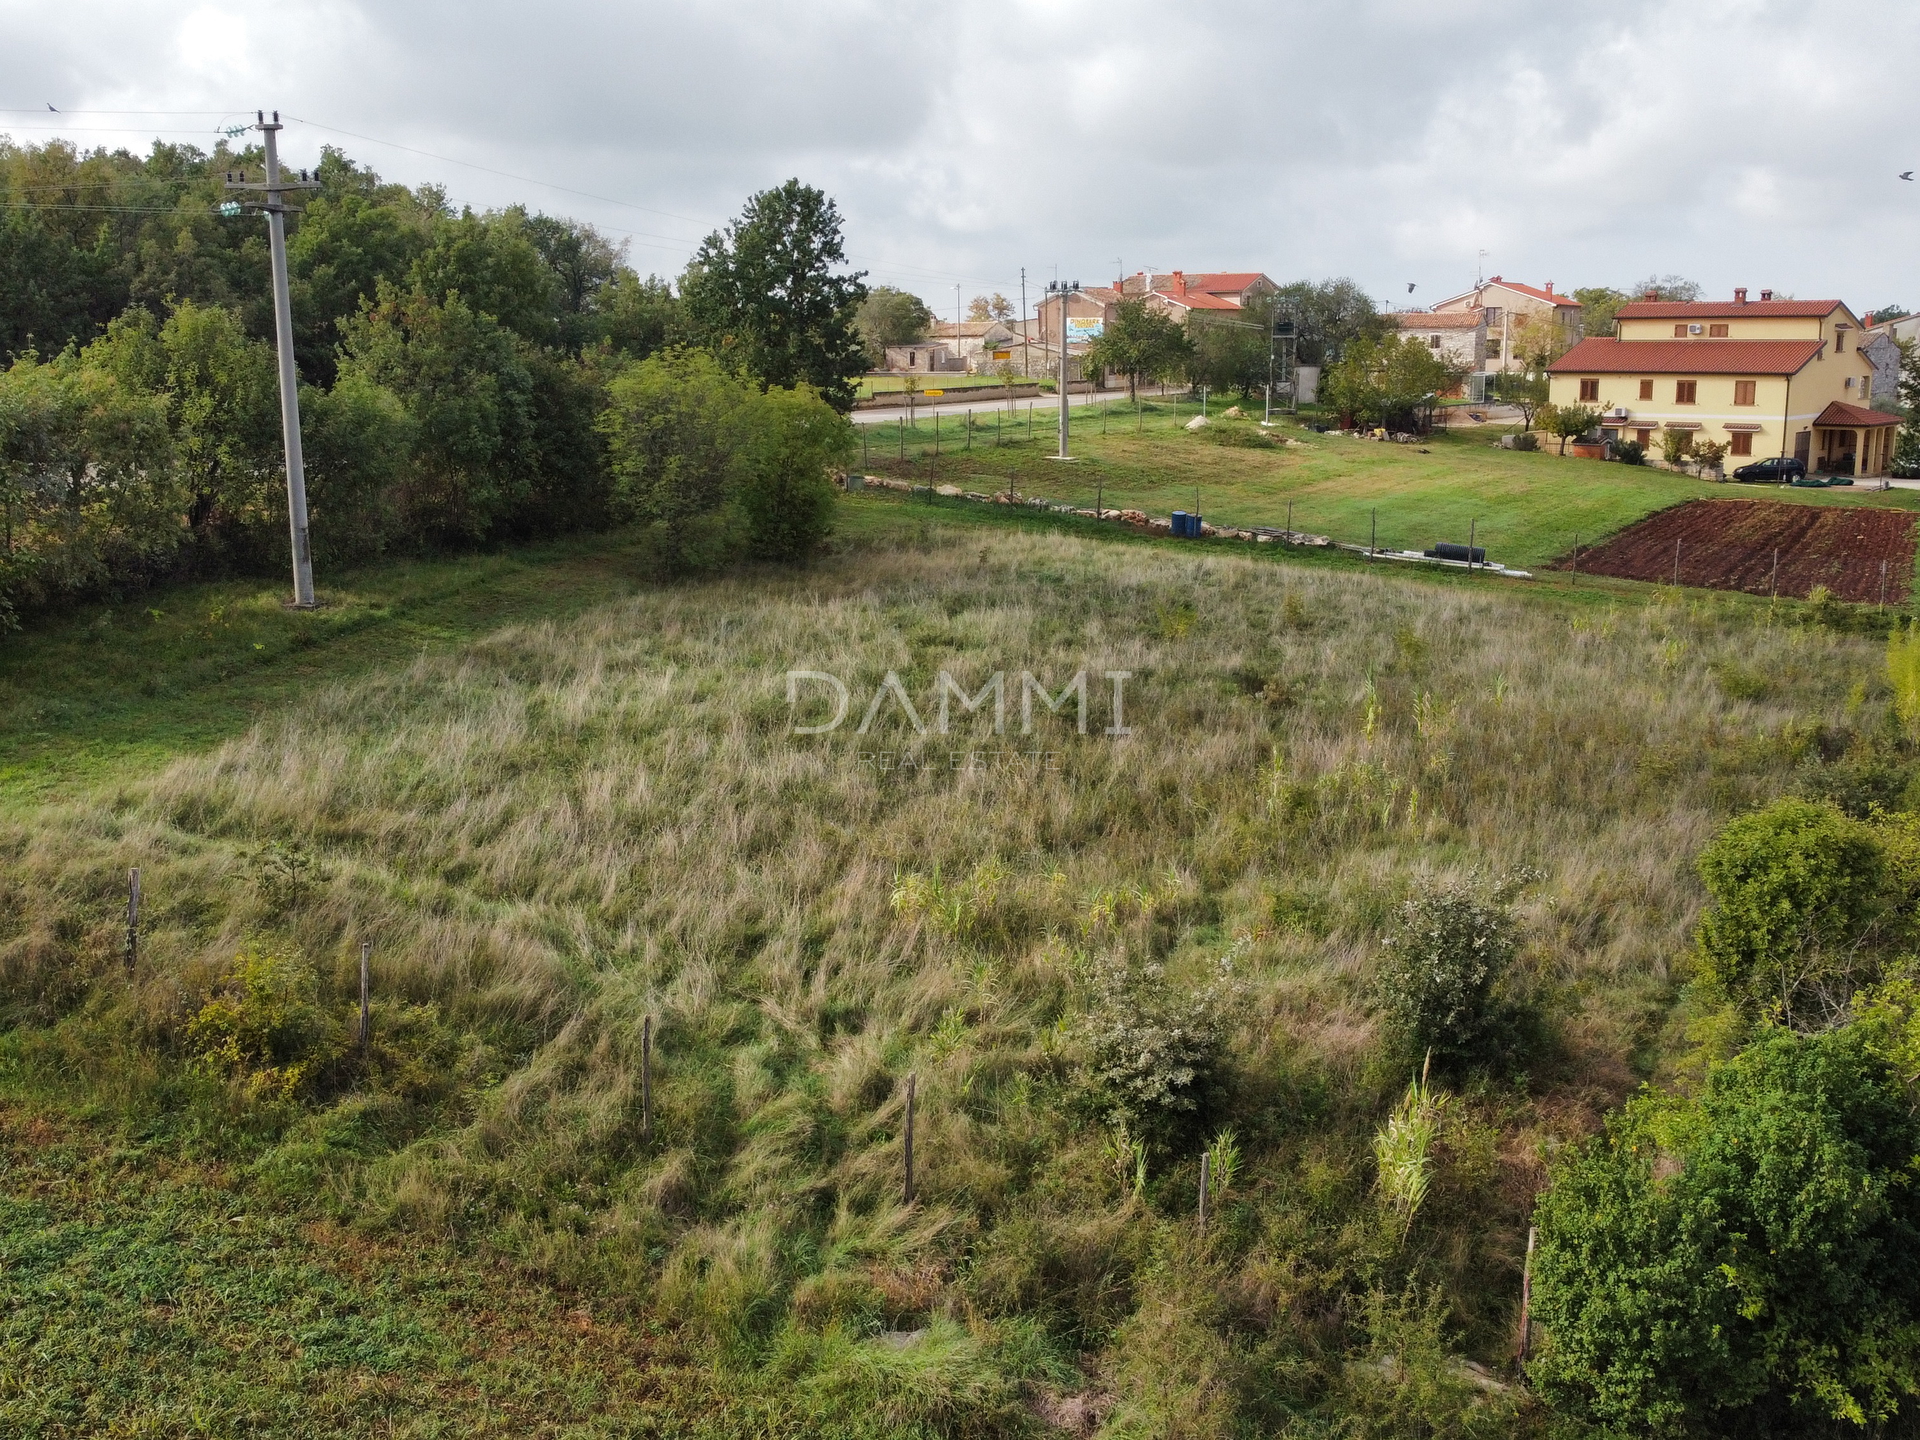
[1675,380,1698,404]
[1733,380,1756,405]
[1730,432,1753,456]
[1674,323,1688,337]
[1709,324,1728,337]
[1635,429,1652,446]
[1638,379,1654,400]
[1429,335,1442,349]
[1484,307,1502,326]
[1578,378,1600,402]
[1835,325,1849,352]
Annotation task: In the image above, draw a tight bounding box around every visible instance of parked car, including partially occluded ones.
[1732,456,1806,483]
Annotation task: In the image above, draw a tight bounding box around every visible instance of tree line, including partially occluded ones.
[0,137,869,628]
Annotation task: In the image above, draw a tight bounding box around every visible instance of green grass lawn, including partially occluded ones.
[852,399,1920,570]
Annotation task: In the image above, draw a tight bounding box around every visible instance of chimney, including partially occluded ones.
[1172,270,1187,294]
[1644,289,1659,301]
[1544,281,1554,294]
[1734,287,1747,303]
[1760,289,1773,301]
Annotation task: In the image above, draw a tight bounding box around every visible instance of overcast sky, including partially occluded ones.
[5,0,1918,320]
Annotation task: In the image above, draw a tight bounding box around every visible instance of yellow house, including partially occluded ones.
[1545,290,1899,476]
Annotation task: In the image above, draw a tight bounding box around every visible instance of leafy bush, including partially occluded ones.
[1074,952,1235,1143]
[1613,438,1646,465]
[1372,872,1533,1067]
[1694,799,1888,1027]
[184,946,341,1102]
[738,383,852,562]
[1531,1023,1920,1437]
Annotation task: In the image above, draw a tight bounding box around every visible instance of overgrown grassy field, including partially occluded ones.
[854,398,1920,570]
[0,494,1904,1435]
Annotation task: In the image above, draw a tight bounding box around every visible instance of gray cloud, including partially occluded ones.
[4,0,1918,313]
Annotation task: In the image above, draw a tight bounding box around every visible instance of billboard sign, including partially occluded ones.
[1065,317,1104,343]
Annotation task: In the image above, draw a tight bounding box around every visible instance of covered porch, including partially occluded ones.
[1803,401,1902,477]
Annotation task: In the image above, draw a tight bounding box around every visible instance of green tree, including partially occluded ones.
[1266,278,1390,366]
[1573,286,1628,339]
[597,347,753,570]
[1322,335,1462,431]
[737,383,852,562]
[298,372,413,564]
[1629,274,1703,303]
[523,214,624,354]
[853,286,935,368]
[1085,298,1190,400]
[287,188,433,384]
[1694,799,1890,1028]
[337,282,536,544]
[1531,1023,1920,1437]
[1545,402,1600,454]
[680,180,869,411]
[1891,340,1920,478]
[409,208,560,345]
[1492,369,1548,429]
[599,271,681,361]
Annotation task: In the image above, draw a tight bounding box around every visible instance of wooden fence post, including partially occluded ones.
[1519,1225,1537,1363]
[1198,1152,1211,1235]
[642,1014,653,1142]
[903,1072,917,1205]
[358,940,371,1053]
[125,868,140,971]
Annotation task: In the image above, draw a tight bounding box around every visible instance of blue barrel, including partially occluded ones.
[1171,510,1190,537]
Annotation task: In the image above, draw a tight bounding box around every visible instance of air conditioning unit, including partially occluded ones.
[1605,407,1630,420]
[1688,323,1704,335]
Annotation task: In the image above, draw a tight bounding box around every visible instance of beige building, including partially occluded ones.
[1430,276,1582,373]
[1546,292,1899,475]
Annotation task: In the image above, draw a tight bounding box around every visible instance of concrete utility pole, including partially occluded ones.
[1049,280,1078,459]
[226,111,320,608]
[1019,266,1029,378]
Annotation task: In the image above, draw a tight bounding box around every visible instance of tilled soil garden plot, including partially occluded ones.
[1564,499,1917,602]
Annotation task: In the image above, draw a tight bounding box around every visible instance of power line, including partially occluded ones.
[284,115,1025,292]
[0,108,241,115]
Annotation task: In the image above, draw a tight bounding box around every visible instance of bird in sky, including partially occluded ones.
[45,103,57,112]
[1902,170,1914,181]
[1406,282,1416,293]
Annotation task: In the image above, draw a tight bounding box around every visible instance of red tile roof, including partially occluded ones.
[1617,299,1842,320]
[1156,291,1243,311]
[1485,278,1580,308]
[1394,310,1483,330]
[1812,400,1902,427]
[1547,337,1825,375]
[1189,272,1269,294]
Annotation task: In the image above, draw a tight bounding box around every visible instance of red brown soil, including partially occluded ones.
[1561,499,1916,602]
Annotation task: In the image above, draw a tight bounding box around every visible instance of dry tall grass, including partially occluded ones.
[0,524,1883,1428]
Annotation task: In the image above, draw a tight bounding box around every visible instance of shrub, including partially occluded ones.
[1074,952,1235,1144]
[1694,799,1887,1027]
[184,946,341,1102]
[1372,872,1532,1067]
[1613,438,1646,465]
[1531,1024,1920,1436]
[738,383,852,562]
